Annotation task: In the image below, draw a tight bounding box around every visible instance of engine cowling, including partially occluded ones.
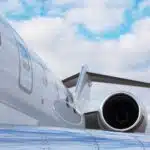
[84,92,147,132]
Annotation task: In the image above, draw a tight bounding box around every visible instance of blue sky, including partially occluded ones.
[0,0,150,114]
[2,0,150,40]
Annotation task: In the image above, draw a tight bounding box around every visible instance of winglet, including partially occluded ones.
[74,65,92,101]
[63,65,92,113]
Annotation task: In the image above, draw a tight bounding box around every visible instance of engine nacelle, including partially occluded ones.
[84,92,147,132]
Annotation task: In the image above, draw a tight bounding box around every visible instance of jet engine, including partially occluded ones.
[84,92,147,132]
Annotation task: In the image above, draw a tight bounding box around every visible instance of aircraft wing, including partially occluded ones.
[63,71,150,88]
[0,126,147,150]
[63,73,80,88]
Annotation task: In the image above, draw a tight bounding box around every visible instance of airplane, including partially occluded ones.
[1,14,150,149]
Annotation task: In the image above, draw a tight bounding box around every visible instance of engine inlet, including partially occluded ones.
[102,93,139,130]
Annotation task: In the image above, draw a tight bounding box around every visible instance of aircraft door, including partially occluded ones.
[17,42,33,94]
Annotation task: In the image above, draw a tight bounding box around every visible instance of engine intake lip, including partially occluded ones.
[100,92,141,132]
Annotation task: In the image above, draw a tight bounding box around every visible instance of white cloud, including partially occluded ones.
[0,0,20,14]
[65,0,130,32]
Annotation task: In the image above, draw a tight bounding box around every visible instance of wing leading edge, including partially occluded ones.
[63,70,150,88]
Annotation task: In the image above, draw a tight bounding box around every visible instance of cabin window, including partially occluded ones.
[18,42,30,71]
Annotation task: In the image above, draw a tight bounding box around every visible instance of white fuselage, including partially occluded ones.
[0,16,84,128]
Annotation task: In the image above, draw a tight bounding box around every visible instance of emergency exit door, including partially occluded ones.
[17,42,33,94]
